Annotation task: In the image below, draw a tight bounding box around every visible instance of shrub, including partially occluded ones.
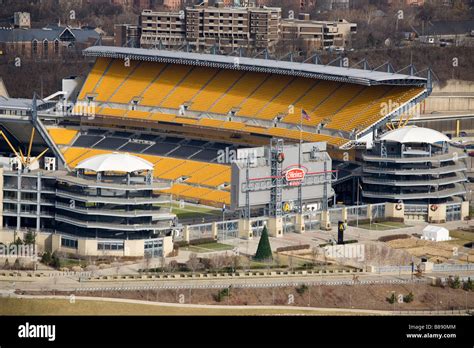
[463,277,473,291]
[50,252,61,269]
[214,287,231,302]
[403,292,414,303]
[296,284,308,295]
[448,276,461,289]
[386,293,396,304]
[189,238,216,246]
[24,231,35,245]
[41,251,52,265]
[276,244,310,252]
[13,258,21,270]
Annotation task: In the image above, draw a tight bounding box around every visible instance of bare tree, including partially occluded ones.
[186,253,202,274]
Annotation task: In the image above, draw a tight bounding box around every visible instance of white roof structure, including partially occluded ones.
[379,126,450,144]
[421,225,450,242]
[83,46,427,87]
[76,153,153,173]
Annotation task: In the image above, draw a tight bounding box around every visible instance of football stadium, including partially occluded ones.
[0,45,469,257]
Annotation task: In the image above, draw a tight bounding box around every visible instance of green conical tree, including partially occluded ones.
[254,225,273,261]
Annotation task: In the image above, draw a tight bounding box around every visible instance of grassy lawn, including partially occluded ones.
[0,298,350,316]
[156,202,221,219]
[353,221,411,231]
[183,242,234,253]
[59,258,88,268]
[448,229,474,248]
[449,229,474,241]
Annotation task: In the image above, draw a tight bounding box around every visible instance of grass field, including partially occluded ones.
[183,242,234,253]
[353,221,411,231]
[448,229,474,248]
[449,229,474,241]
[156,202,221,219]
[0,298,357,316]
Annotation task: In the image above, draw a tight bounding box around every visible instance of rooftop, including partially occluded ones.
[83,46,427,87]
[76,152,154,173]
[378,126,450,144]
[0,26,100,43]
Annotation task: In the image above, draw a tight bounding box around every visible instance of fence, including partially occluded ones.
[433,264,474,272]
[217,220,239,240]
[346,205,368,223]
[188,223,213,240]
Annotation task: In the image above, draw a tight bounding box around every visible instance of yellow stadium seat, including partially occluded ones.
[48,128,78,146]
[189,70,244,112]
[111,62,167,104]
[141,65,192,106]
[78,58,111,100]
[209,72,268,114]
[237,75,293,119]
[257,77,314,119]
[94,59,139,101]
[160,68,217,109]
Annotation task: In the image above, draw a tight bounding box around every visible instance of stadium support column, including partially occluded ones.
[320,210,331,231]
[268,139,284,238]
[238,218,253,240]
[294,213,305,234]
[183,225,190,243]
[238,157,253,240]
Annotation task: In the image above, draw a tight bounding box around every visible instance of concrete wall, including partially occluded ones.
[0,230,170,258]
[424,80,474,113]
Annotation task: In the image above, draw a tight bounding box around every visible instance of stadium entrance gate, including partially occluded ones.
[446,203,462,221]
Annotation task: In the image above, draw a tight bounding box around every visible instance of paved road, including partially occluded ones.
[3,271,473,292]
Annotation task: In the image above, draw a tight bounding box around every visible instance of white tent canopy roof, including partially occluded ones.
[76,153,153,173]
[379,126,450,144]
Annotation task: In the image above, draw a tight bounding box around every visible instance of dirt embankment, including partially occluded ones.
[18,283,474,311]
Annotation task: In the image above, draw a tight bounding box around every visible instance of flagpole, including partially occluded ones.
[298,110,302,215]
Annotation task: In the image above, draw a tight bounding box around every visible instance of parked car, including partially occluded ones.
[468,151,474,157]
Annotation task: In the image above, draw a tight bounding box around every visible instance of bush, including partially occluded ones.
[50,252,61,269]
[189,238,217,246]
[214,287,231,302]
[41,251,52,265]
[13,258,21,270]
[378,234,411,242]
[276,244,310,252]
[448,276,461,289]
[3,258,10,270]
[463,277,473,291]
[403,292,414,303]
[24,231,35,245]
[296,284,308,295]
[386,293,396,304]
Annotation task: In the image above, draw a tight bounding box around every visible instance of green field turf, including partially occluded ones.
[184,243,234,253]
[155,202,221,219]
[353,221,411,231]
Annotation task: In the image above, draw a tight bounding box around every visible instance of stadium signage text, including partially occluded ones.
[285,167,305,186]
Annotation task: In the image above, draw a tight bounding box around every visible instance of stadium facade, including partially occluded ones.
[1,44,469,248]
[0,151,176,257]
[361,126,468,203]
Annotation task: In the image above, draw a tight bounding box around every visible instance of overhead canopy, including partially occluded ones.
[76,152,153,173]
[83,46,427,87]
[379,126,450,144]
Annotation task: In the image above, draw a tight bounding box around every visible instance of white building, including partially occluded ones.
[421,225,451,242]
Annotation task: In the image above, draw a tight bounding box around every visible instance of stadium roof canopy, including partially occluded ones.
[0,96,51,111]
[76,153,153,173]
[379,126,450,144]
[83,46,427,87]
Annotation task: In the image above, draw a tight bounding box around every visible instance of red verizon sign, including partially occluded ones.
[285,167,305,186]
